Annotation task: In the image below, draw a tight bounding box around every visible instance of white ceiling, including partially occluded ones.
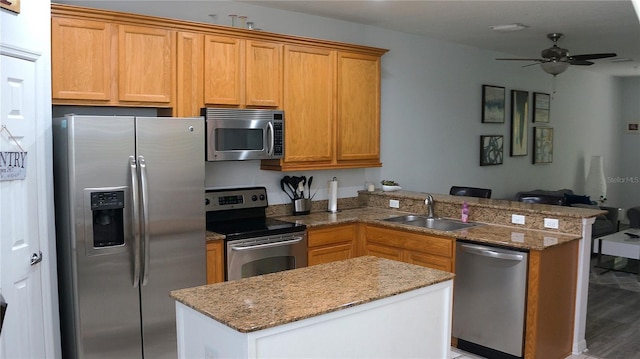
[237,0,640,77]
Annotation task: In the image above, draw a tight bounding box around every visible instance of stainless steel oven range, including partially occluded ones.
[205,187,307,281]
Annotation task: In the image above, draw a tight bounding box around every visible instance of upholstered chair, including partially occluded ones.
[449,186,492,199]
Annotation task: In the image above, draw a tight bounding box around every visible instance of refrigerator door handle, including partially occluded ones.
[130,156,141,287]
[139,155,151,286]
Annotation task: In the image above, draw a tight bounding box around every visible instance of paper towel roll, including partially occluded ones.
[328,177,338,212]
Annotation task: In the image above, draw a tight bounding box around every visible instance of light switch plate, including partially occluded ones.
[389,199,400,208]
[511,214,525,225]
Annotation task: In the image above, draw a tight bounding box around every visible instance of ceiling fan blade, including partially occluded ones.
[521,62,542,68]
[570,53,617,61]
[496,58,544,62]
[568,60,594,66]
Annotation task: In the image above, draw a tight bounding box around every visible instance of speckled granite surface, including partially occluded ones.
[208,206,582,250]
[170,256,454,333]
[207,189,597,249]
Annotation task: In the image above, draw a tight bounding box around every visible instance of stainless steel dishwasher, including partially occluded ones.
[453,241,528,359]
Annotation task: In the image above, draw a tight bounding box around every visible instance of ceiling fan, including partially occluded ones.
[497,33,617,76]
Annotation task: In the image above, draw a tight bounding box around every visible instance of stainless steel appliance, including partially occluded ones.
[202,108,284,161]
[205,187,307,281]
[453,241,529,359]
[53,115,206,359]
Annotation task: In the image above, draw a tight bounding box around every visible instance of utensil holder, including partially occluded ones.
[293,198,311,216]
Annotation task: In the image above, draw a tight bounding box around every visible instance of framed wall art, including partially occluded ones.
[482,85,505,123]
[533,92,550,123]
[510,90,529,156]
[480,135,504,166]
[533,127,553,164]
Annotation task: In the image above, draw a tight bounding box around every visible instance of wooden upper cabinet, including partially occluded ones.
[51,14,174,106]
[245,40,282,107]
[261,47,384,171]
[118,25,174,104]
[281,45,336,165]
[203,36,282,108]
[175,31,204,117]
[337,52,381,165]
[51,17,113,102]
[203,35,242,106]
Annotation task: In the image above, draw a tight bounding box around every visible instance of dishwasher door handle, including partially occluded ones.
[460,244,525,261]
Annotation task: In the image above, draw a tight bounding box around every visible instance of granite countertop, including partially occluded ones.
[275,207,581,251]
[206,200,585,250]
[170,256,454,333]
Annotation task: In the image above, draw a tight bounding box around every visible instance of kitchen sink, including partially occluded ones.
[382,215,483,231]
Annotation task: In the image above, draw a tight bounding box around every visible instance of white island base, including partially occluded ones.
[175,279,453,359]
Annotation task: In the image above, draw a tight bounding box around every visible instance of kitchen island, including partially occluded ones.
[171,256,454,359]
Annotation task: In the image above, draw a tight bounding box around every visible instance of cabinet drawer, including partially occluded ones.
[365,243,404,262]
[365,225,453,258]
[405,251,452,272]
[308,243,354,266]
[308,224,356,247]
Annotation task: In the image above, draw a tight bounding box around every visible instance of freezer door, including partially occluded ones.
[135,117,206,358]
[57,115,144,358]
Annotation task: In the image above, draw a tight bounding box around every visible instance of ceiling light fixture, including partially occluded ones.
[490,23,529,32]
[540,61,570,76]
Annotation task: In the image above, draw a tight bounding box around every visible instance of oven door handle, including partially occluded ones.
[230,236,304,251]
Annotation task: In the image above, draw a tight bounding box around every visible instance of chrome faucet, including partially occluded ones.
[425,194,435,218]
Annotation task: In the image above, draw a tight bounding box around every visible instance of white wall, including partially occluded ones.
[55,1,636,208]
[1,0,59,356]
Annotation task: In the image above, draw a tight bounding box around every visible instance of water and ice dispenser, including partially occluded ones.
[89,191,125,248]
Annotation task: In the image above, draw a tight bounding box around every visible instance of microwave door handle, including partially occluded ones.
[129,156,141,288]
[266,121,275,156]
[138,156,151,286]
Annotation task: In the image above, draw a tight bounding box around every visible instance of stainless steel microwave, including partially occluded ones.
[202,108,284,161]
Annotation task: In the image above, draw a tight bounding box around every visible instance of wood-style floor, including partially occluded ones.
[585,256,640,359]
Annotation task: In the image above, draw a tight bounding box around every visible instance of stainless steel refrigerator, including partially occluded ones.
[53,115,206,358]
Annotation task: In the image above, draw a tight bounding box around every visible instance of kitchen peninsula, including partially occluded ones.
[171,256,454,359]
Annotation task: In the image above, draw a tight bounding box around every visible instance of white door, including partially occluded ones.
[0,51,46,358]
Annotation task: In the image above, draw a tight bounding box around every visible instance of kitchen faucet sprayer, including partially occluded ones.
[425,194,435,218]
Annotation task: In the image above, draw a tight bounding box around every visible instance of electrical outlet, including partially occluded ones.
[389,199,400,208]
[511,214,525,225]
[544,218,559,229]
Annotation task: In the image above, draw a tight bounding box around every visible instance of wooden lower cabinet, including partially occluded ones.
[206,239,224,284]
[363,224,454,272]
[307,224,358,266]
[524,240,579,359]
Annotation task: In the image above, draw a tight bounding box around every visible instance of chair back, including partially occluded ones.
[627,207,640,228]
[449,186,492,199]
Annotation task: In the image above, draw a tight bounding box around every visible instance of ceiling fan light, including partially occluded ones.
[541,61,569,75]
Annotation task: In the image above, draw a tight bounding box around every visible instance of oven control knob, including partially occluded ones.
[205,198,210,205]
[251,195,258,201]
[259,194,265,201]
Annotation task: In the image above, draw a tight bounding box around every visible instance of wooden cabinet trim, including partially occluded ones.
[52,4,388,57]
[175,31,204,116]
